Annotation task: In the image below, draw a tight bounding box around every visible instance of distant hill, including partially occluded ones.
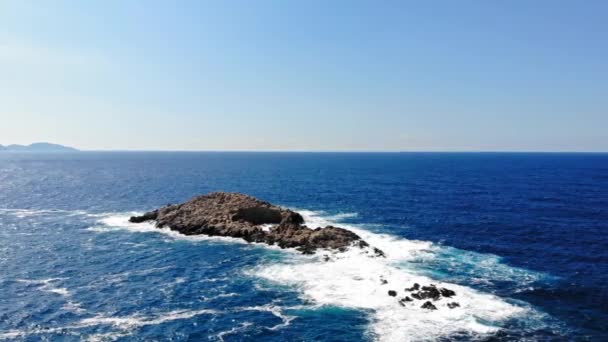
[0,142,79,152]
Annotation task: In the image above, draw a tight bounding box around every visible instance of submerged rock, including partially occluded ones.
[447,302,460,309]
[373,247,386,258]
[398,296,413,306]
[129,192,377,255]
[388,290,398,297]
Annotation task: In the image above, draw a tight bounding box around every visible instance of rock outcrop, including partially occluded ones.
[421,301,437,310]
[129,192,373,254]
[388,282,460,310]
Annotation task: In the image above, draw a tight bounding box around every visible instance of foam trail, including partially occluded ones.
[216,322,253,342]
[91,213,304,254]
[90,213,251,245]
[249,210,534,341]
[16,278,71,297]
[78,309,217,329]
[0,208,87,218]
[239,304,296,331]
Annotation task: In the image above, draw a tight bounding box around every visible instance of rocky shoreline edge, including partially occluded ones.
[130,192,379,255]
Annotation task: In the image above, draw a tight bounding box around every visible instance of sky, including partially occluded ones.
[1,1,607,151]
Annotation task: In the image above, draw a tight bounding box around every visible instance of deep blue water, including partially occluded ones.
[0,152,606,341]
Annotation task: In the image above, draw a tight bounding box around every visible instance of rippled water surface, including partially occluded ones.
[0,152,606,341]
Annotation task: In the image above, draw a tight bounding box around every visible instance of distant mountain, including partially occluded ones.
[0,142,79,152]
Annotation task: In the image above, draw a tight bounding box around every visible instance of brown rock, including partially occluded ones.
[129,192,377,255]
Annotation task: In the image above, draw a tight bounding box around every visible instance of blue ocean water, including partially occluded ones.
[0,152,606,341]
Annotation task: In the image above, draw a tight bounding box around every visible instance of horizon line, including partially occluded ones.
[76,149,608,153]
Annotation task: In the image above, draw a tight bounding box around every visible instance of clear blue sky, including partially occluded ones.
[1,1,606,151]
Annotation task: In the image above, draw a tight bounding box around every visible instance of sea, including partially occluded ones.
[0,152,606,341]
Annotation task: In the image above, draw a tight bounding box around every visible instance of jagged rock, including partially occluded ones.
[128,210,158,223]
[388,290,397,297]
[411,288,440,300]
[421,301,437,310]
[440,288,456,298]
[420,285,442,300]
[373,247,386,257]
[398,296,413,306]
[447,302,460,309]
[410,284,457,302]
[405,283,420,292]
[129,192,380,255]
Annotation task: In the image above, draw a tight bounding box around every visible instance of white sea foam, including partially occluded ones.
[201,292,239,301]
[0,208,87,218]
[216,322,253,342]
[324,211,359,221]
[62,301,86,314]
[239,304,296,331]
[78,309,217,330]
[0,330,26,339]
[297,209,436,262]
[248,210,531,341]
[16,277,88,316]
[259,223,276,232]
[0,327,76,340]
[199,277,230,283]
[46,287,70,296]
[84,331,130,342]
[16,278,71,297]
[90,213,252,245]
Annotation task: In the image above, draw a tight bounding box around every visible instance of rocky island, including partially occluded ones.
[129,192,461,310]
[129,192,373,254]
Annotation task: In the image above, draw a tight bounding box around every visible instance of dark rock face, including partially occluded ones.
[405,283,420,292]
[398,296,413,306]
[415,285,442,301]
[440,288,456,298]
[231,207,283,225]
[395,283,458,309]
[407,284,456,302]
[129,192,371,255]
[373,247,386,258]
[421,301,437,310]
[388,290,397,297]
[128,211,158,223]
